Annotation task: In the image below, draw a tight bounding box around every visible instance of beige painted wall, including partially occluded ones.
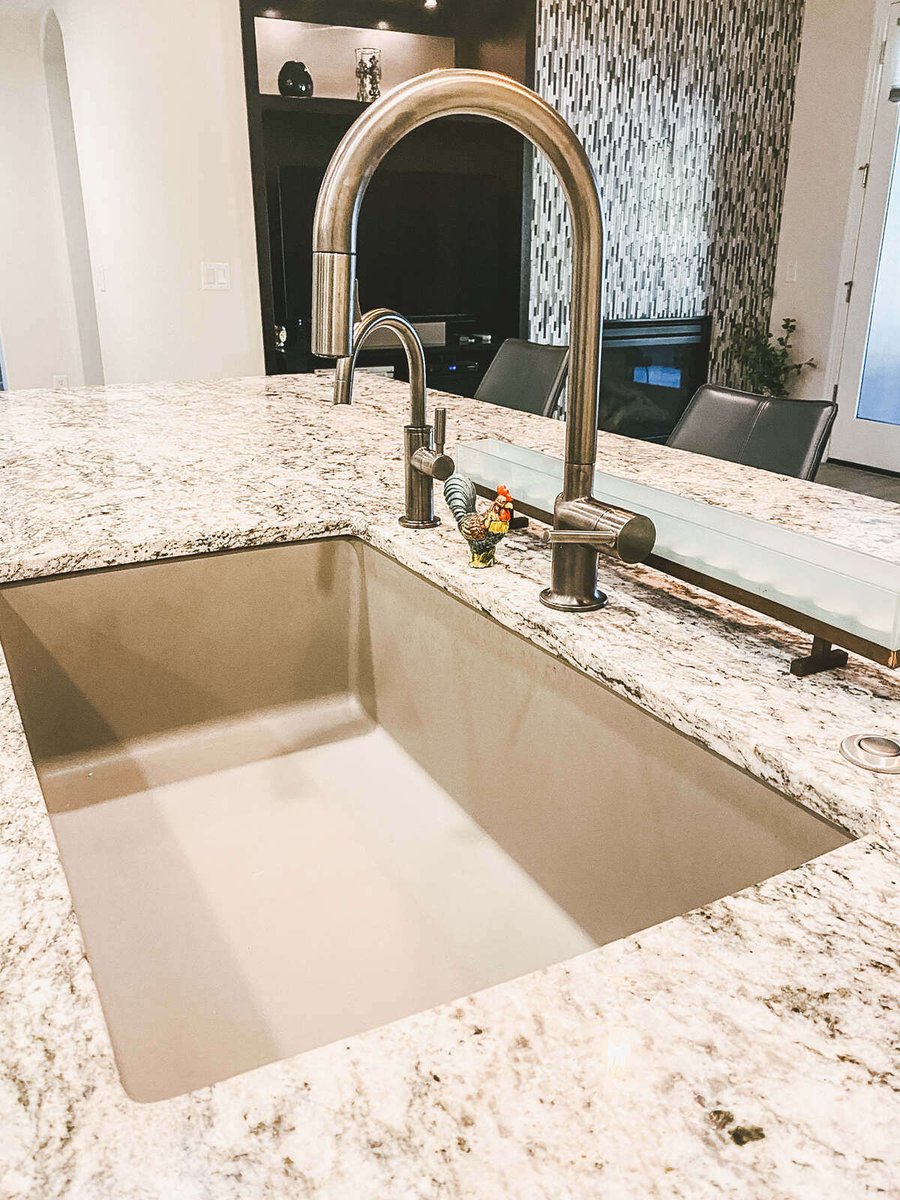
[772,0,885,399]
[52,0,265,386]
[0,11,84,390]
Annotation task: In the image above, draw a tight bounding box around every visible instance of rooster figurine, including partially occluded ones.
[443,474,513,568]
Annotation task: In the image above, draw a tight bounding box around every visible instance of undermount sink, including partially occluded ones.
[0,538,848,1102]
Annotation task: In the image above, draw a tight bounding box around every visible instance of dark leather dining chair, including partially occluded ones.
[475,338,569,418]
[666,384,838,480]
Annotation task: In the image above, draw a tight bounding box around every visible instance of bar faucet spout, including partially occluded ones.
[333,306,453,527]
[333,307,426,423]
[312,68,628,606]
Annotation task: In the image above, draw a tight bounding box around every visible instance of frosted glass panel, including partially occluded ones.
[454,439,900,655]
[858,122,900,427]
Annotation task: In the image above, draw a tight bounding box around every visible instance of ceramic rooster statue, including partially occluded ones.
[443,474,513,568]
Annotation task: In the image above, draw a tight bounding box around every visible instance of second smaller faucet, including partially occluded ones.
[333,306,454,529]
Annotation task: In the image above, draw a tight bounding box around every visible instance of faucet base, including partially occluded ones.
[399,515,441,530]
[539,587,608,612]
[540,538,608,612]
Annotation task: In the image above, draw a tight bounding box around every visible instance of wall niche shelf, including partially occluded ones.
[257,93,507,125]
[257,95,367,118]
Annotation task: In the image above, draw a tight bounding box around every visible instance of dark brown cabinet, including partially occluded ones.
[239,1,536,384]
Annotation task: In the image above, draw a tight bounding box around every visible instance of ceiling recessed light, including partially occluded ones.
[376,20,390,30]
[424,0,439,8]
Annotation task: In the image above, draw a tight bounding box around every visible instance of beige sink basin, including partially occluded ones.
[0,538,848,1102]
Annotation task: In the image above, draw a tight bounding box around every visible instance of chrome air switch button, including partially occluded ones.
[858,736,900,757]
[840,734,900,773]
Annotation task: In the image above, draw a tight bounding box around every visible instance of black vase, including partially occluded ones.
[277,61,314,99]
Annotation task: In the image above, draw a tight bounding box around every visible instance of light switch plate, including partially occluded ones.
[201,262,231,291]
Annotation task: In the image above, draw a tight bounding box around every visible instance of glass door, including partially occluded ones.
[831,3,900,471]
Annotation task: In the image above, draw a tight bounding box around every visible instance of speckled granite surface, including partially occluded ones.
[0,374,898,1199]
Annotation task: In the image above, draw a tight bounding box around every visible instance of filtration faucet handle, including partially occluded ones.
[434,406,447,455]
[410,405,454,483]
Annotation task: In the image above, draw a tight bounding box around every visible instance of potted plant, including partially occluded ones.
[732,316,816,397]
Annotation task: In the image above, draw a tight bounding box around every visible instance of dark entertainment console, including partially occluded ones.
[274,314,711,429]
[269,108,526,391]
[275,312,499,396]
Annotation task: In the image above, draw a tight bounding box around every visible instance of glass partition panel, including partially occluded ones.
[455,439,900,653]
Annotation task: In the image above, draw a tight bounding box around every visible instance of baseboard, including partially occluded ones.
[824,458,900,480]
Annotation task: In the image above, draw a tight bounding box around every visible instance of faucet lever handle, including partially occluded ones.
[433,406,447,455]
[410,408,454,483]
[542,528,616,550]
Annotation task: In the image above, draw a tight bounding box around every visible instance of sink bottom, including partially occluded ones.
[45,696,595,1102]
[0,537,848,1102]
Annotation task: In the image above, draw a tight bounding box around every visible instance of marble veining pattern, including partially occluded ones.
[0,374,898,1199]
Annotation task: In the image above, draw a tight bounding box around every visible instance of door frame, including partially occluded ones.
[829,0,900,468]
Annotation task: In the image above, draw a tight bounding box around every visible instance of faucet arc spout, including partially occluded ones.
[334,307,426,425]
[312,68,605,502]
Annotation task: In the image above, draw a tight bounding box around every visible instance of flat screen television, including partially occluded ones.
[277,164,507,332]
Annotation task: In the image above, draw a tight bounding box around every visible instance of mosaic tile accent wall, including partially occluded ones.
[529,0,805,382]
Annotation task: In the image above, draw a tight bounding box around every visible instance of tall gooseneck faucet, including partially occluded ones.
[312,69,654,608]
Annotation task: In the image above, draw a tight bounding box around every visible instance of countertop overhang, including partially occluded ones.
[0,373,898,1198]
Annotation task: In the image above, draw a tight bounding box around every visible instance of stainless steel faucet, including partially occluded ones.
[312,68,654,606]
[334,305,454,527]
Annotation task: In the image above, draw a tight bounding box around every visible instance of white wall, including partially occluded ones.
[0,10,85,389]
[52,0,265,386]
[772,0,885,398]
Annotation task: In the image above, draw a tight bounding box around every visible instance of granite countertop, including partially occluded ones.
[0,373,898,1199]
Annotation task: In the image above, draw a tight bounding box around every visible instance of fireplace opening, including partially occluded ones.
[599,317,711,442]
